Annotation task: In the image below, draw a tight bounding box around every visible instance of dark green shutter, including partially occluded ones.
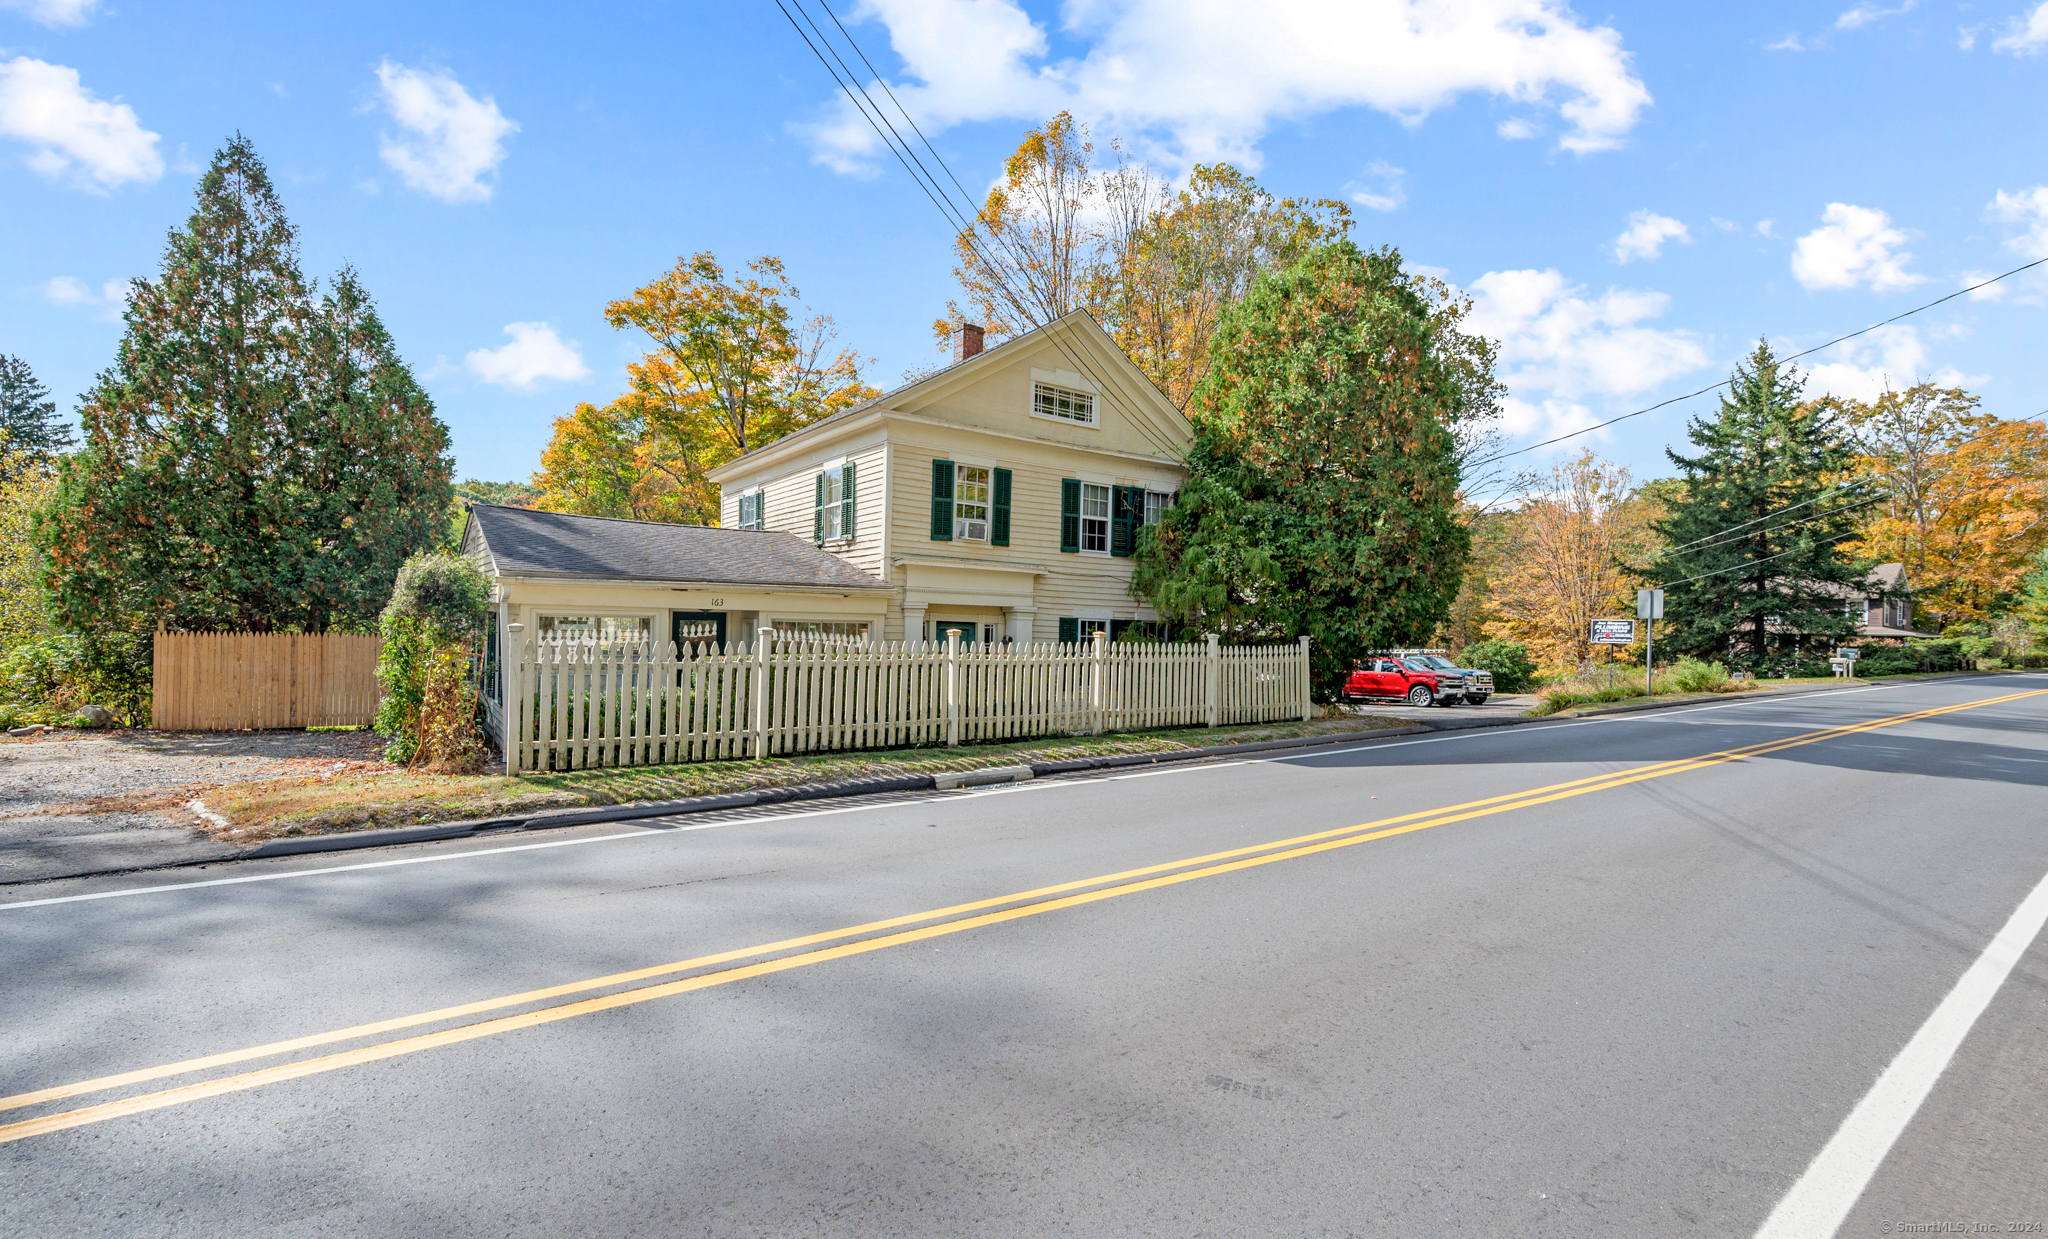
[813,472,826,543]
[930,459,954,541]
[1111,486,1137,557]
[991,467,1011,547]
[1058,617,1079,644]
[1059,478,1081,553]
[840,461,856,540]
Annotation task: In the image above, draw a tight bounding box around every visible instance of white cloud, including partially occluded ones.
[42,274,129,321]
[1837,0,1916,30]
[1709,216,1739,232]
[372,61,518,204]
[1959,23,1985,49]
[1767,33,1806,51]
[1988,185,2048,258]
[1993,1,2048,53]
[1345,159,1404,212]
[1496,117,1539,140]
[0,57,162,191]
[1611,210,1689,263]
[464,323,589,389]
[1790,203,1925,291]
[1803,325,1984,401]
[0,0,100,26]
[804,0,1652,174]
[1463,268,1709,446]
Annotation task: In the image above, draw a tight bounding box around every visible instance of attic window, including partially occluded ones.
[1033,382,1097,426]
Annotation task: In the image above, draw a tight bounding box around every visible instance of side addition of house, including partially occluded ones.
[708,311,1192,644]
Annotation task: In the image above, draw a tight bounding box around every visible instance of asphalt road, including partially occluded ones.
[4,676,2046,1237]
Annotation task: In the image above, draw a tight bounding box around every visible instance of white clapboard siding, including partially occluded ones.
[506,634,1310,772]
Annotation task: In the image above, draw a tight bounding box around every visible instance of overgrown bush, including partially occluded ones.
[0,626,151,725]
[1665,657,1732,693]
[1459,639,1538,693]
[375,551,492,769]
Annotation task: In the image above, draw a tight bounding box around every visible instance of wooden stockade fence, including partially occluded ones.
[502,630,1311,773]
[152,632,384,730]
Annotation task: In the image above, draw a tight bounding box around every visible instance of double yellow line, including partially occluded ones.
[4,686,2041,1145]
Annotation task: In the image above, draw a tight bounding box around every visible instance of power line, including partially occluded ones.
[1469,256,2048,471]
[772,0,1188,464]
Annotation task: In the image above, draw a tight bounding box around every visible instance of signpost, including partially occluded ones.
[1591,619,1636,645]
[1638,589,1665,695]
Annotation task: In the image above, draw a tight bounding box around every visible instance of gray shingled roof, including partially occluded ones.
[467,505,890,590]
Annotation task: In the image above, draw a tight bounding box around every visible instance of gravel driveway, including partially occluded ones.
[0,729,387,883]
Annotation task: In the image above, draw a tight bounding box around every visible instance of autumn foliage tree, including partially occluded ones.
[1839,383,2048,627]
[1487,452,1659,671]
[532,253,877,525]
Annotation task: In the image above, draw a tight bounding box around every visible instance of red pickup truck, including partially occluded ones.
[1339,654,1488,707]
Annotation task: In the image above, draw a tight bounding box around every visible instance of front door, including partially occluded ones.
[671,610,727,653]
[929,616,994,646]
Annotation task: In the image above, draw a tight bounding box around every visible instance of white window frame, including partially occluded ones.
[1144,489,1171,526]
[1079,482,1111,555]
[767,618,873,645]
[535,614,656,643]
[816,466,846,542]
[737,489,765,531]
[954,463,992,542]
[1032,382,1099,428]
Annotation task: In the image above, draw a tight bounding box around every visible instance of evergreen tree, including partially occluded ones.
[1132,241,1472,696]
[40,135,452,636]
[0,354,74,467]
[1644,340,1871,666]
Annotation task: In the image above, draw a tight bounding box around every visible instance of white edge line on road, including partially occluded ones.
[1753,858,2048,1239]
[0,677,2009,913]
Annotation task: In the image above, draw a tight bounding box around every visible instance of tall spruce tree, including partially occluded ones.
[0,354,74,468]
[40,135,452,635]
[1644,340,1871,666]
[1131,241,1472,696]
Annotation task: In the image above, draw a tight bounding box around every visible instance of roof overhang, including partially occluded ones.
[493,571,893,595]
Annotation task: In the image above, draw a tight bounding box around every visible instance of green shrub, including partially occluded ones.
[1460,639,1538,693]
[376,550,493,767]
[1665,657,1731,693]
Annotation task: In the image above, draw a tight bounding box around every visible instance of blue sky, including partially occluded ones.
[3,0,2046,490]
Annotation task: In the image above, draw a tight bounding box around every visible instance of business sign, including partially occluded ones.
[1591,619,1636,645]
[1637,589,1665,620]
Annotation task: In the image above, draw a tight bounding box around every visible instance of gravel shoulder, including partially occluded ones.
[0,729,388,882]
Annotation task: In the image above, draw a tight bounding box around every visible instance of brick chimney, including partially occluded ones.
[950,322,985,365]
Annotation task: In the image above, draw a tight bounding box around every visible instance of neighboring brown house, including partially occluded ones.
[1841,563,1938,640]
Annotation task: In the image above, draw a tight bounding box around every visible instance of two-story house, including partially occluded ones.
[706,310,1192,645]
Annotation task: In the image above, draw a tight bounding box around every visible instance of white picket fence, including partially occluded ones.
[500,630,1311,773]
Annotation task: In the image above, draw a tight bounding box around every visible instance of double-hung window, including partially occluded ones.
[1144,490,1171,525]
[813,462,855,543]
[1080,483,1110,553]
[1033,383,1097,426]
[736,490,764,530]
[955,465,991,541]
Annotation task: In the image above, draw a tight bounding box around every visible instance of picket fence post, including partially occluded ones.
[1090,629,1107,735]
[753,628,771,759]
[1298,634,1313,721]
[1206,633,1221,729]
[944,627,962,747]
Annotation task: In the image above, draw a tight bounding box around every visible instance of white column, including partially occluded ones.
[1003,607,1036,644]
[903,603,928,645]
